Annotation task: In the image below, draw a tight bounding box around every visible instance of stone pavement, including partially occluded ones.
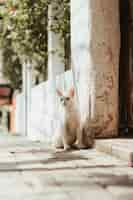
[96,139,133,167]
[0,134,133,200]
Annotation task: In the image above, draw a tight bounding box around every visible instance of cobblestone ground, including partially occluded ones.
[0,133,133,200]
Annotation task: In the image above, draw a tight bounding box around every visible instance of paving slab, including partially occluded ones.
[107,186,133,200]
[68,185,114,200]
[96,139,133,166]
[0,134,132,199]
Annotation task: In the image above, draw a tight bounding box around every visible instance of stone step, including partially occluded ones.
[95,139,133,167]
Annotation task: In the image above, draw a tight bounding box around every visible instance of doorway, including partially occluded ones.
[119,0,133,134]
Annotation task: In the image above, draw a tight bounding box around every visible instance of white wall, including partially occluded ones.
[15,70,74,141]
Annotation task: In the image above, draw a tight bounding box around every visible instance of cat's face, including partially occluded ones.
[56,88,75,110]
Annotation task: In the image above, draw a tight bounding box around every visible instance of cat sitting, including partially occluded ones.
[52,87,85,151]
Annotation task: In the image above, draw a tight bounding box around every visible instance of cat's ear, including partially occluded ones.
[56,89,63,97]
[69,87,75,97]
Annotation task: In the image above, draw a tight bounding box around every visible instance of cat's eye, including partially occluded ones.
[66,97,70,101]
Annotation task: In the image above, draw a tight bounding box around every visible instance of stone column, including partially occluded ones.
[22,60,27,136]
[71,0,120,137]
[26,61,32,137]
[48,3,65,133]
[21,59,32,136]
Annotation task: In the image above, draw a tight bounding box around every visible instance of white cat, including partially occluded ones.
[52,87,85,151]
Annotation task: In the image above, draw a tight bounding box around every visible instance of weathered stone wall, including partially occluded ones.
[71,0,120,137]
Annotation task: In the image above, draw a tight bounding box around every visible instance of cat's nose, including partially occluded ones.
[61,99,65,105]
[63,100,66,106]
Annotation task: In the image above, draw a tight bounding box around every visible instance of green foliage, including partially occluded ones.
[2,0,70,60]
[2,40,22,90]
[50,0,70,40]
[0,0,70,89]
[2,0,48,62]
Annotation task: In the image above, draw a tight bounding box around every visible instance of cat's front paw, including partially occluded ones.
[64,144,71,151]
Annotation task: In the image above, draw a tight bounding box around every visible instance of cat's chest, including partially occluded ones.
[65,112,79,130]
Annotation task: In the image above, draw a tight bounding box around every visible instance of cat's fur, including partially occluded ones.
[52,88,85,150]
